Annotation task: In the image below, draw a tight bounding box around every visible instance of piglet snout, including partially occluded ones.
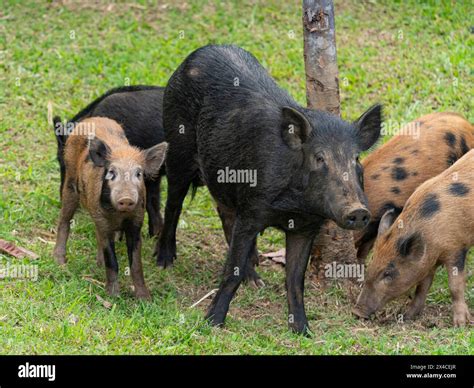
[342,208,371,230]
[117,197,136,212]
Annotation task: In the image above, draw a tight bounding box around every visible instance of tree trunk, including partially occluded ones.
[303,0,359,288]
[303,0,340,115]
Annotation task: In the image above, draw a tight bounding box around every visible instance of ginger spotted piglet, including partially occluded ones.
[354,112,474,261]
[53,117,167,299]
[353,150,474,326]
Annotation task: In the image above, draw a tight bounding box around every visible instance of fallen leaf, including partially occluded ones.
[95,294,113,309]
[261,248,286,258]
[38,230,56,239]
[260,259,274,267]
[0,239,39,260]
[37,237,54,244]
[260,248,286,265]
[82,276,105,288]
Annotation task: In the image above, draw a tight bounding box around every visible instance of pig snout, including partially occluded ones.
[351,305,374,320]
[341,207,371,230]
[352,287,380,319]
[110,183,140,213]
[117,197,137,212]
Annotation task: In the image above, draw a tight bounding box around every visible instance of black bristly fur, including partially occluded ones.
[158,44,382,334]
[70,86,164,149]
[122,219,142,266]
[52,85,167,237]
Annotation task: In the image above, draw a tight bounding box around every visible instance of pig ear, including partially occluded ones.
[89,137,110,167]
[144,142,168,178]
[355,104,382,151]
[396,232,425,260]
[281,107,312,149]
[377,208,397,237]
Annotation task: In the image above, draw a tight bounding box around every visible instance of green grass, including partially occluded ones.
[0,0,473,354]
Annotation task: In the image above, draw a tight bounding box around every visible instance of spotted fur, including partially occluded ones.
[354,150,474,326]
[354,112,474,261]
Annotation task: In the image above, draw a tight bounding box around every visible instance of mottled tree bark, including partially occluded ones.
[303,0,359,287]
[303,0,340,115]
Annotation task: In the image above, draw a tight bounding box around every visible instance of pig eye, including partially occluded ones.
[135,170,142,179]
[383,271,393,281]
[315,154,325,164]
[105,170,116,181]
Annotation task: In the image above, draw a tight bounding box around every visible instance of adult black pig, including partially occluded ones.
[159,45,382,334]
[53,85,166,237]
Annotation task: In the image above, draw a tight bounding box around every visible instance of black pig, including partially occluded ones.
[159,45,382,334]
[53,85,166,236]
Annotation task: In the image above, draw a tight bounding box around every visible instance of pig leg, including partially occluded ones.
[157,113,199,267]
[156,169,196,268]
[124,221,151,300]
[98,232,120,297]
[404,269,436,321]
[446,252,472,327]
[59,158,66,200]
[145,177,163,237]
[205,218,260,326]
[95,229,105,266]
[246,237,262,287]
[53,181,79,265]
[285,231,315,336]
[216,202,264,288]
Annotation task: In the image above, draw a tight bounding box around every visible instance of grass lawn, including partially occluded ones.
[0,0,473,354]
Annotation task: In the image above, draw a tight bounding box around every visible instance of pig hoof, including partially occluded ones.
[156,253,175,269]
[96,254,105,267]
[205,311,225,327]
[403,307,423,321]
[149,222,163,238]
[453,316,467,327]
[453,306,472,327]
[244,268,265,288]
[135,288,152,301]
[106,282,120,297]
[289,322,312,337]
[54,253,67,266]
